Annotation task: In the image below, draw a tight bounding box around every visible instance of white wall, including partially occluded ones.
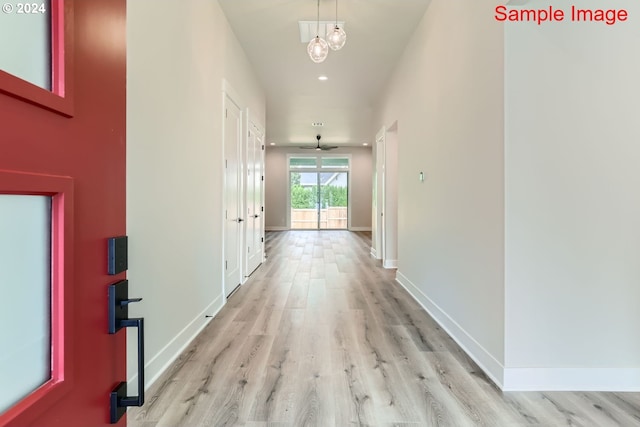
[350,148,374,231]
[375,0,506,383]
[265,146,373,230]
[127,0,265,391]
[264,147,288,229]
[504,0,640,390]
[378,0,640,391]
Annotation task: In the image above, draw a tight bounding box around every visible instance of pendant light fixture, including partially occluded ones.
[327,0,346,51]
[307,0,329,63]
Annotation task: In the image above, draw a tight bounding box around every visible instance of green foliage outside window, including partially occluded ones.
[290,172,347,209]
[321,186,347,207]
[291,184,316,209]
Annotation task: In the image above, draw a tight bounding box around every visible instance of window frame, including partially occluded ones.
[0,0,74,116]
[0,170,75,427]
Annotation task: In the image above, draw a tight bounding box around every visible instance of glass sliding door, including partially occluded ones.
[290,171,319,229]
[320,172,348,229]
[289,156,350,230]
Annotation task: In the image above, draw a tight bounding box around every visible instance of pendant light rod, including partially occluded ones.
[316,0,320,36]
[335,0,339,25]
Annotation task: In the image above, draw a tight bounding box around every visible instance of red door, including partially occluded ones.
[0,0,128,426]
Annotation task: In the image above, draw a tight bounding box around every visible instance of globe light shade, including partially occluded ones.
[307,36,329,63]
[327,26,346,51]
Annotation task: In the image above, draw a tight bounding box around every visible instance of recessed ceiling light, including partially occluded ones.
[269,142,276,146]
[363,143,369,146]
[318,75,328,81]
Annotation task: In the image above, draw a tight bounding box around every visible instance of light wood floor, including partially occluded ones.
[129,230,640,427]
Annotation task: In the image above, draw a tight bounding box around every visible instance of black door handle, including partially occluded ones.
[237,218,244,222]
[108,280,145,423]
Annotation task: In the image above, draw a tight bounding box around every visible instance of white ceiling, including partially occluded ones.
[217,0,431,147]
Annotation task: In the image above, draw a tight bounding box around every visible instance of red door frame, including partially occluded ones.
[0,170,74,426]
[0,0,74,116]
[0,0,127,425]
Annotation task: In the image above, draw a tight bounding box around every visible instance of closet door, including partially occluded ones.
[224,94,243,296]
[245,123,263,275]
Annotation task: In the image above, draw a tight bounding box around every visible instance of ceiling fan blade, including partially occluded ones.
[299,136,334,150]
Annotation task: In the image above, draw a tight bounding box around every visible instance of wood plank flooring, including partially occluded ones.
[129,230,640,427]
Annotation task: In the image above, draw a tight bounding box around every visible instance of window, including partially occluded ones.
[0,195,52,414]
[321,157,349,169]
[0,0,74,115]
[0,0,52,91]
[289,157,318,168]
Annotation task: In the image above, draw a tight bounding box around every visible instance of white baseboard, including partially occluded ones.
[396,271,640,391]
[266,226,371,232]
[503,368,640,392]
[127,295,224,393]
[395,271,505,388]
[383,259,398,269]
[349,227,372,231]
[370,247,378,259]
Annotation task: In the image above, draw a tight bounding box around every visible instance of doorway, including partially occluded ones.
[372,123,398,269]
[288,156,350,230]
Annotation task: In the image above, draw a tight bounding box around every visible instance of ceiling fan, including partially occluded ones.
[300,134,338,151]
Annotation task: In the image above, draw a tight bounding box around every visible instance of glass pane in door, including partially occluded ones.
[0,0,52,90]
[0,195,51,414]
[290,172,318,229]
[320,172,348,229]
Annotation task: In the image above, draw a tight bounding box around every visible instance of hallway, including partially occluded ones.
[129,231,640,427]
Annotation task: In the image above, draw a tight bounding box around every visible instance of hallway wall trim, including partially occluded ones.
[349,227,372,232]
[396,271,505,388]
[128,296,224,393]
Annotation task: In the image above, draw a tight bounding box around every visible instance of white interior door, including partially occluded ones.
[376,129,386,261]
[245,123,263,275]
[258,129,265,262]
[371,162,378,257]
[224,95,243,296]
[383,124,398,269]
